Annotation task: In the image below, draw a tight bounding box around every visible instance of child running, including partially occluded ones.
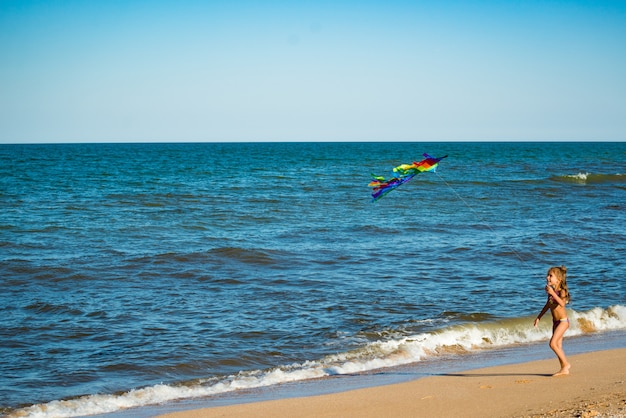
[533,265,571,376]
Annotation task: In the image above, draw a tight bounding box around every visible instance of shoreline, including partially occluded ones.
[158,348,626,418]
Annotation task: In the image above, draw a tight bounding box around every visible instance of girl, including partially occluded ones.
[534,265,571,376]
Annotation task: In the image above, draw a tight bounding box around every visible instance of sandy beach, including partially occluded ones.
[160,348,625,418]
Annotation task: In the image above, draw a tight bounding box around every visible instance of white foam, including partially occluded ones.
[567,172,589,181]
[9,305,626,418]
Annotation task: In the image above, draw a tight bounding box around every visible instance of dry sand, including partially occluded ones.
[160,348,625,418]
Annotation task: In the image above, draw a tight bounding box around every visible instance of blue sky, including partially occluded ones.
[1,0,625,143]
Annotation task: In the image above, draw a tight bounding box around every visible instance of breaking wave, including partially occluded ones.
[552,172,625,185]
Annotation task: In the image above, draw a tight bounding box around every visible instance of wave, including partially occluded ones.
[206,247,289,266]
[125,247,291,269]
[8,305,626,418]
[551,172,625,185]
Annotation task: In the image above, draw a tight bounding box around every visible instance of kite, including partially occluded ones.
[369,153,448,201]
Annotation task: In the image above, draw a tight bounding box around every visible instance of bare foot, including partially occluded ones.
[552,364,571,376]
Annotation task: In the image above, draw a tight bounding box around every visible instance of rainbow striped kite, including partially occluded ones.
[369,153,447,201]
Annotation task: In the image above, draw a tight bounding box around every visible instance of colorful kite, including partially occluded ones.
[369,153,447,201]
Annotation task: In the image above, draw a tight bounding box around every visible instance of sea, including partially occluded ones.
[1,141,625,417]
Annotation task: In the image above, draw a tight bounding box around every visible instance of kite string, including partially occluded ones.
[434,171,527,265]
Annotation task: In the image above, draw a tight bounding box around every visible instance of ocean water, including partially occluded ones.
[0,142,625,417]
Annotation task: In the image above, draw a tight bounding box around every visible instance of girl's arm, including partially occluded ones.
[547,286,567,307]
[534,302,549,327]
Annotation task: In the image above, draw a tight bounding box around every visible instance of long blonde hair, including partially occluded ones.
[549,265,571,304]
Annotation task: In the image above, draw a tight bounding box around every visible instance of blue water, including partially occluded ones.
[1,142,625,417]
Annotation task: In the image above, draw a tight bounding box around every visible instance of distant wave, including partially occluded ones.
[126,247,291,268]
[551,172,625,185]
[9,305,626,418]
[207,247,289,266]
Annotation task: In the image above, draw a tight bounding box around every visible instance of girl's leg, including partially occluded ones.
[549,321,570,376]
